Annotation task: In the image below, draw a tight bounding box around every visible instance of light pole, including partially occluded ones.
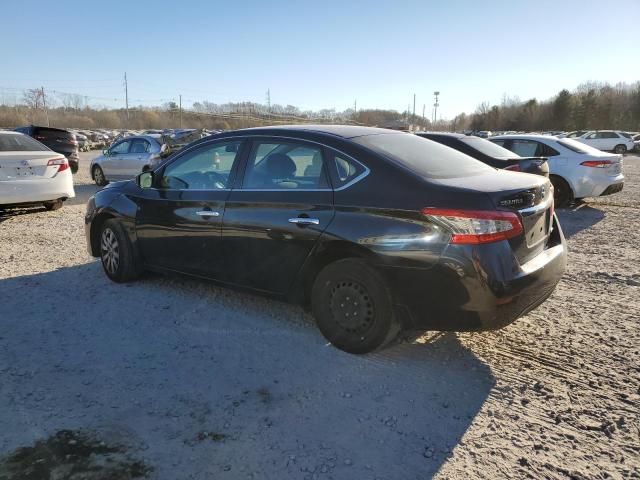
[433,91,440,126]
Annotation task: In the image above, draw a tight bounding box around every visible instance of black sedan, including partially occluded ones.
[416,132,549,177]
[85,126,567,354]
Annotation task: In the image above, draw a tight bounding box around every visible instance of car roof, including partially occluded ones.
[229,125,403,139]
[0,130,24,136]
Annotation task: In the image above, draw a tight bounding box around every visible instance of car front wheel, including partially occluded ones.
[311,259,400,354]
[99,219,141,283]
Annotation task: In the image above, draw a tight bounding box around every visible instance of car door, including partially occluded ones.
[581,132,601,150]
[103,139,132,179]
[221,138,335,294]
[123,138,152,177]
[135,139,246,276]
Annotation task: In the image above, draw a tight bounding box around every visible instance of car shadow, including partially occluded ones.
[555,202,606,239]
[0,205,47,224]
[0,262,495,479]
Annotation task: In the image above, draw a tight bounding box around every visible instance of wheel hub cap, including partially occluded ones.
[329,281,374,334]
[101,228,119,274]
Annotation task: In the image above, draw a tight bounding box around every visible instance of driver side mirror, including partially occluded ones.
[160,143,170,157]
[137,171,154,189]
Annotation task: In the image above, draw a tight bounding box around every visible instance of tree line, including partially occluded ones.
[0,81,638,132]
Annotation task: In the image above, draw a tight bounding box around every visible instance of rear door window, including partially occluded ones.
[354,133,492,179]
[242,141,330,189]
[110,140,131,154]
[130,139,150,153]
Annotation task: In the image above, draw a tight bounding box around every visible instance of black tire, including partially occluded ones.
[613,144,627,154]
[311,259,400,354]
[99,219,142,283]
[550,175,573,208]
[93,165,108,186]
[43,199,63,211]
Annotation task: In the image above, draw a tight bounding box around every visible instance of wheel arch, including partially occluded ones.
[89,211,117,256]
[292,239,381,307]
[549,173,575,199]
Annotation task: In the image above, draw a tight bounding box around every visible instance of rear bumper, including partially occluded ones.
[382,213,567,331]
[600,182,624,196]
[0,171,75,205]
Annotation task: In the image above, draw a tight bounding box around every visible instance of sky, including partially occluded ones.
[2,0,639,118]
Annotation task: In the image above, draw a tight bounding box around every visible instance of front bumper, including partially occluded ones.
[382,213,567,331]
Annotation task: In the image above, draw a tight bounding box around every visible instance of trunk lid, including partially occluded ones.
[0,151,66,180]
[433,170,553,263]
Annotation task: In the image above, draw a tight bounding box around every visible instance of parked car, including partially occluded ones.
[85,126,567,354]
[14,125,80,173]
[90,135,164,186]
[0,131,75,210]
[558,131,589,139]
[633,133,640,152]
[416,132,549,177]
[573,130,635,154]
[72,131,90,152]
[490,134,624,207]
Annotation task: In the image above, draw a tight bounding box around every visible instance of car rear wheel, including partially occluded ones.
[99,219,141,283]
[614,144,627,154]
[550,175,573,208]
[311,259,400,354]
[93,165,108,186]
[43,199,63,211]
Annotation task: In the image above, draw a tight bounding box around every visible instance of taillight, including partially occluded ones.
[422,208,523,245]
[581,160,612,168]
[504,164,521,172]
[47,158,69,173]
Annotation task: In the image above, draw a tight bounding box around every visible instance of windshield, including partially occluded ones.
[557,138,603,154]
[461,136,518,158]
[0,133,51,152]
[354,133,494,179]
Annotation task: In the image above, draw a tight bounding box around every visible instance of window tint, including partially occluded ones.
[0,133,51,152]
[509,140,538,157]
[160,140,242,190]
[130,138,150,153]
[490,139,506,147]
[110,140,131,154]
[334,153,365,186]
[586,133,597,139]
[354,133,492,179]
[620,132,632,139]
[539,142,559,157]
[243,141,329,189]
[460,137,516,158]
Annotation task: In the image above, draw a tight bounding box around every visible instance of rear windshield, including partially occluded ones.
[460,136,517,159]
[557,138,597,154]
[0,133,51,152]
[354,133,493,179]
[33,127,73,139]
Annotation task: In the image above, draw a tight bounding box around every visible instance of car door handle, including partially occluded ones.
[288,217,319,225]
[196,211,220,217]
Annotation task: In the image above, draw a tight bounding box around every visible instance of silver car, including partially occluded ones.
[90,135,163,186]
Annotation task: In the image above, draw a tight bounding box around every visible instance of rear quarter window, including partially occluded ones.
[354,133,492,179]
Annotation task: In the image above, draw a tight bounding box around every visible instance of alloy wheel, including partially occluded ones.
[101,227,120,274]
[94,167,105,185]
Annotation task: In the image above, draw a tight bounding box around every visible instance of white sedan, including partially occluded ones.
[0,131,75,210]
[490,134,624,207]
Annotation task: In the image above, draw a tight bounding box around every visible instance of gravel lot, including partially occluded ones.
[1,152,639,479]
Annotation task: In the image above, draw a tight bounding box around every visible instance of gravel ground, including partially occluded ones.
[0,152,638,479]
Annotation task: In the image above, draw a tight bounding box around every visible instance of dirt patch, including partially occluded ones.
[0,430,152,480]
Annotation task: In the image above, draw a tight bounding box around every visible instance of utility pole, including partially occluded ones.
[179,94,182,128]
[266,88,271,122]
[354,99,357,115]
[422,104,426,126]
[41,86,49,127]
[124,72,129,124]
[412,93,416,122]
